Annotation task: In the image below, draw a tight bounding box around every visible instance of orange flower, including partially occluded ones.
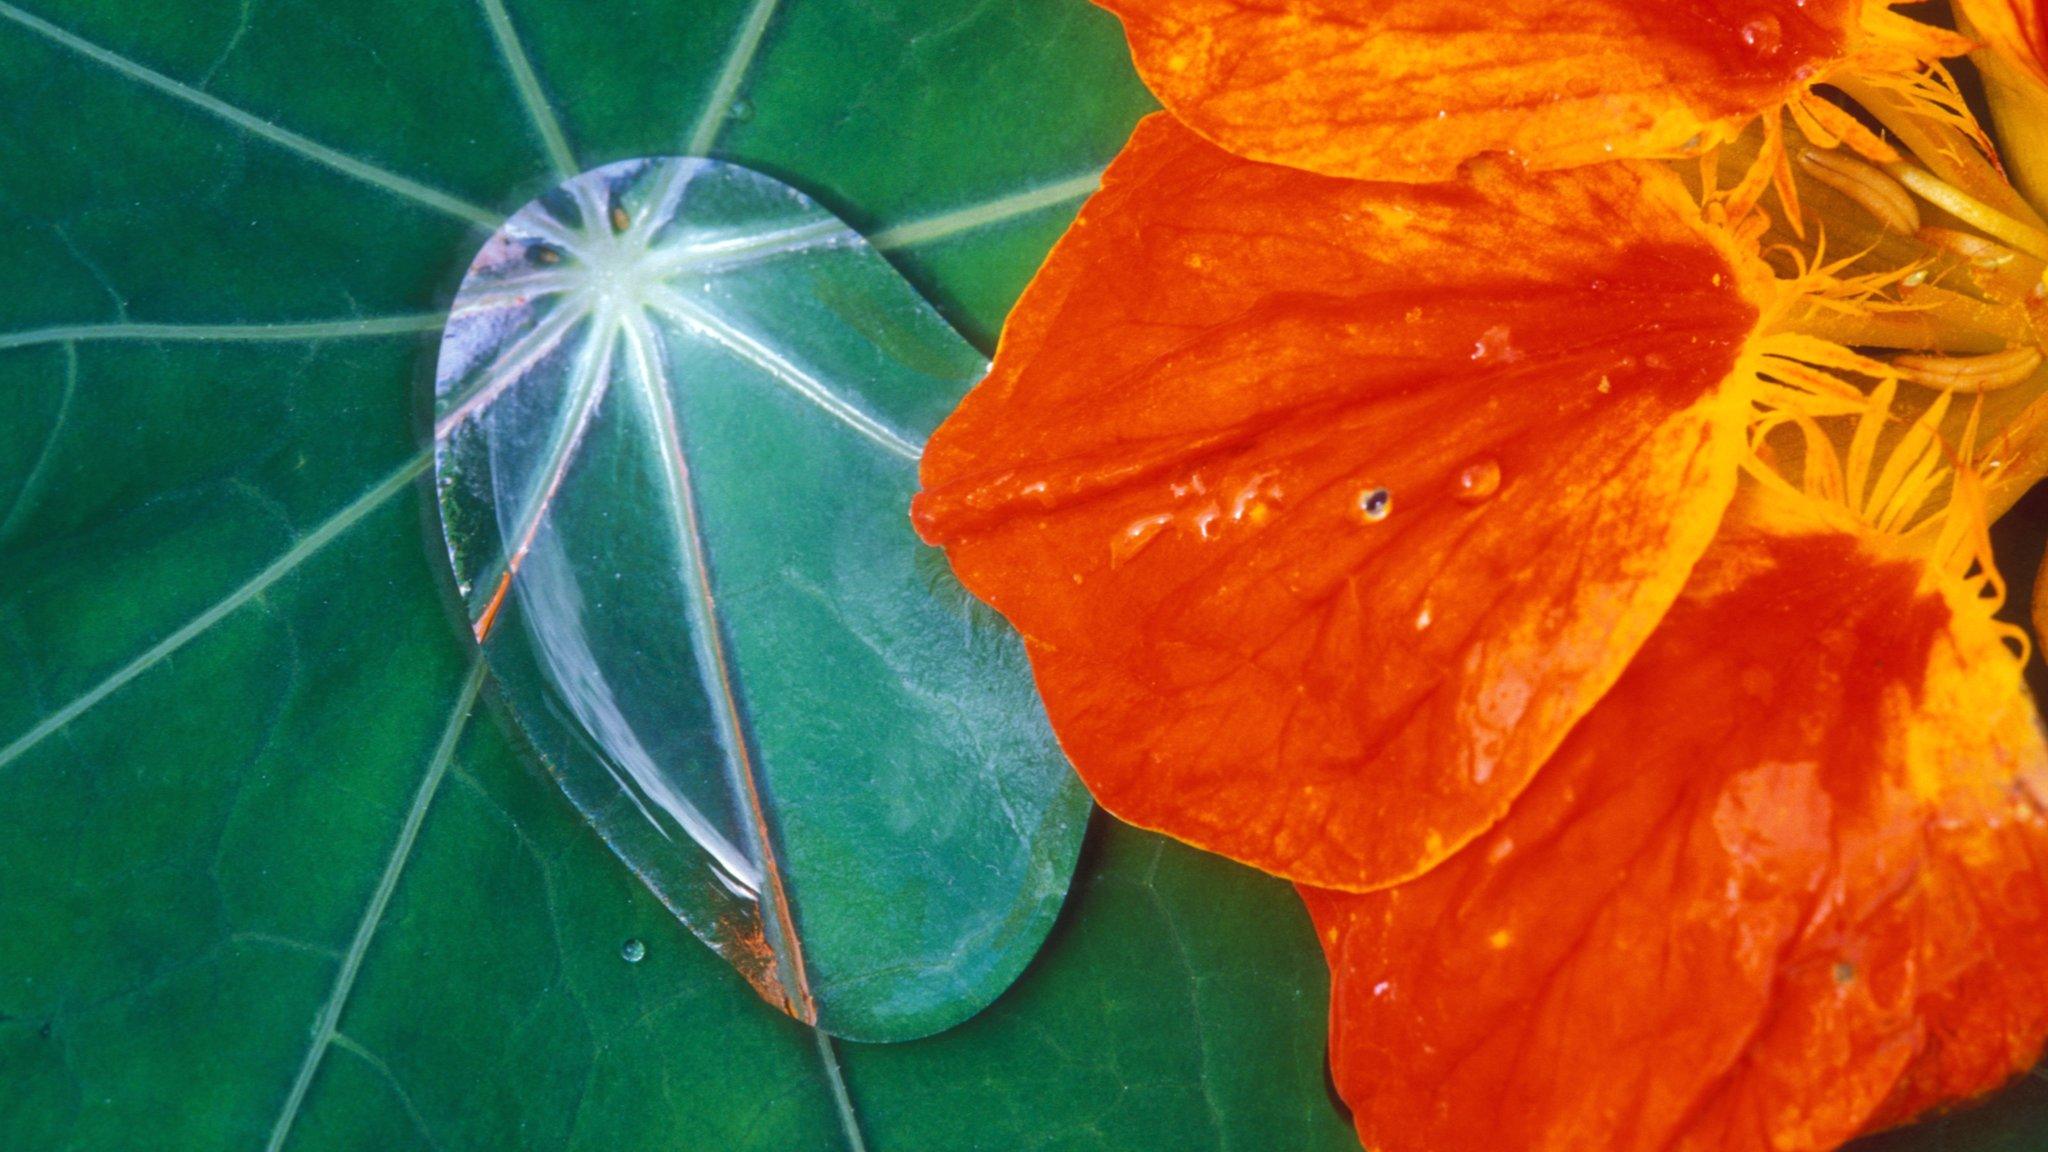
[917,116,1760,888]
[1305,501,2048,1152]
[913,1,2048,1148]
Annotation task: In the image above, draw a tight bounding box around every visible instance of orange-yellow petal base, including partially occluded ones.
[914,115,1760,890]
[1303,526,2048,1152]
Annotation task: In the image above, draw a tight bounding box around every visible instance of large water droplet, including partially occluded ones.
[621,938,647,964]
[1453,459,1502,504]
[1356,486,1392,523]
[1740,15,1783,56]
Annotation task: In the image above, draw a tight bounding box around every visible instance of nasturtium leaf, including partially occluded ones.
[433,155,1085,1041]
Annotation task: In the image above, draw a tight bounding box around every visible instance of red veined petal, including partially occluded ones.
[1958,0,2048,86]
[912,115,1760,890]
[1303,527,2048,1152]
[1094,0,1871,181]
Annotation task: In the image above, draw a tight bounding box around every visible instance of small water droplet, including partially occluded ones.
[1111,513,1174,567]
[1356,486,1392,523]
[1740,15,1783,56]
[728,97,755,122]
[621,938,646,963]
[1453,459,1502,504]
[1833,961,1856,984]
[1470,324,1518,362]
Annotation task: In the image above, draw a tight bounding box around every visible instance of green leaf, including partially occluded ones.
[0,0,1350,1148]
[434,155,1085,1042]
[0,0,2040,1149]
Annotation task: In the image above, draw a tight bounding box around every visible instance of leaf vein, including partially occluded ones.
[685,0,781,155]
[0,2,498,228]
[475,0,577,178]
[263,661,487,1152]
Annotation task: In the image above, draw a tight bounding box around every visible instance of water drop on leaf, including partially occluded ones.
[432,157,1086,1042]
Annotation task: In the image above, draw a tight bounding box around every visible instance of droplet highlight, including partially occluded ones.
[1740,15,1783,56]
[1453,459,1502,504]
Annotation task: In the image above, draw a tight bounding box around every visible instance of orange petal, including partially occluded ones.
[1304,527,2048,1152]
[1958,0,2048,87]
[913,115,1759,890]
[1095,0,1868,181]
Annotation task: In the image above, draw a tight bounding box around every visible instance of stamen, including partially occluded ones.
[1890,346,2046,393]
[1888,164,2048,262]
[1795,149,1920,234]
[1915,226,2020,270]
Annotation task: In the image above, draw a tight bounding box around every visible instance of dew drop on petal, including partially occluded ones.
[1452,459,1502,504]
[621,938,647,964]
[1111,513,1174,567]
[1356,486,1392,523]
[1470,324,1519,362]
[1740,14,1783,56]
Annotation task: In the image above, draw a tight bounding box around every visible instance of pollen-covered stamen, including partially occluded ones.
[1893,346,2047,392]
[1796,148,1920,233]
[1890,164,2048,263]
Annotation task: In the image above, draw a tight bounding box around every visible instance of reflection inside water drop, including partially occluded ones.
[1740,14,1783,55]
[1453,459,1502,504]
[622,937,647,963]
[1356,486,1392,523]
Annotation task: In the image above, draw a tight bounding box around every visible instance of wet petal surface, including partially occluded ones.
[1305,527,2048,1152]
[915,117,1759,889]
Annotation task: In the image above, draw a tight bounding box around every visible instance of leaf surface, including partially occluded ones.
[0,0,1362,1147]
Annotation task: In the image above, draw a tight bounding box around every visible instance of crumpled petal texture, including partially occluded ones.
[1095,0,1862,180]
[913,115,1758,890]
[1303,527,2048,1152]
